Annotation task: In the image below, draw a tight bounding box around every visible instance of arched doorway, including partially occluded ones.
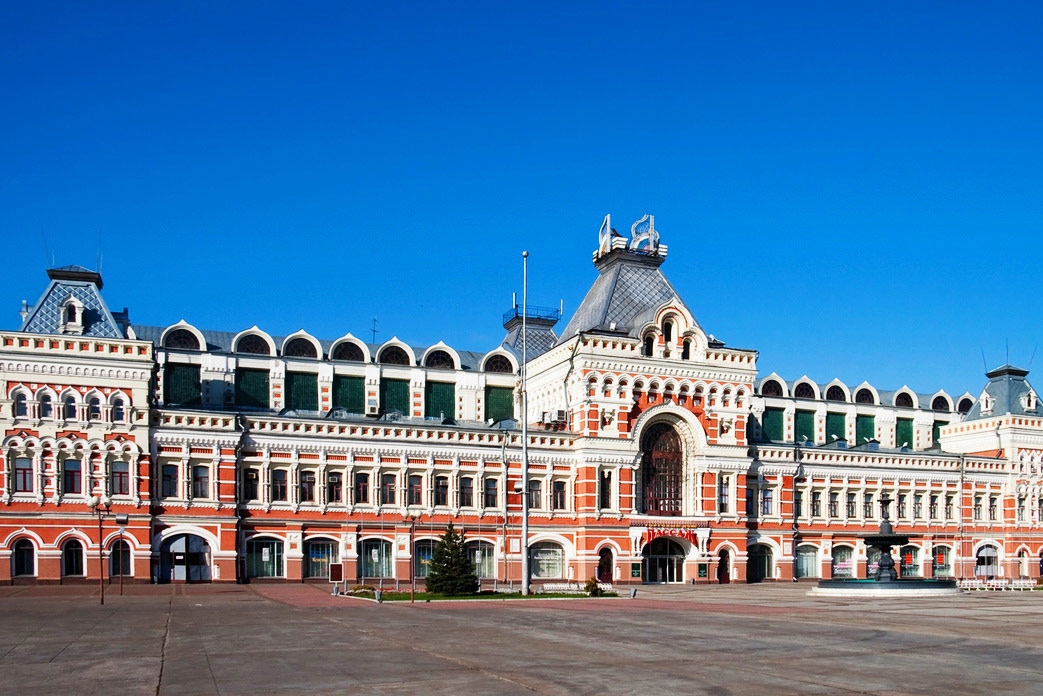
[795,545,818,579]
[158,534,212,583]
[12,539,35,578]
[642,537,685,583]
[747,544,772,583]
[975,545,999,579]
[641,423,682,515]
[717,549,731,584]
[597,547,614,583]
[61,539,84,577]
[303,539,338,579]
[1018,549,1029,578]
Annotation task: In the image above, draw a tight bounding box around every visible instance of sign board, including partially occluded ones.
[329,562,344,583]
[631,563,641,578]
[698,563,708,579]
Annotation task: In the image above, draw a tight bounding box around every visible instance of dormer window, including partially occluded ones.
[58,296,85,335]
[642,334,654,357]
[681,339,691,360]
[1024,391,1038,412]
[663,320,673,344]
[979,393,993,415]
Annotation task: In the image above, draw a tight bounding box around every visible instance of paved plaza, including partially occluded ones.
[1,582,1042,695]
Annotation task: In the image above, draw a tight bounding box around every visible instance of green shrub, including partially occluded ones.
[584,577,603,597]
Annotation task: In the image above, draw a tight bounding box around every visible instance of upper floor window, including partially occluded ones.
[63,460,81,495]
[484,355,513,374]
[793,382,815,399]
[40,394,53,418]
[855,388,875,404]
[408,475,423,506]
[681,340,691,360]
[271,469,288,501]
[65,304,77,323]
[14,458,33,493]
[331,341,364,362]
[863,493,874,518]
[957,398,974,414]
[235,334,271,355]
[846,492,856,517]
[162,464,179,498]
[600,470,613,510]
[88,398,102,421]
[931,396,950,411]
[527,480,542,510]
[354,473,369,504]
[299,471,316,502]
[825,386,846,401]
[112,400,126,422]
[761,380,783,397]
[434,476,449,506]
[760,488,773,516]
[662,320,673,344]
[164,329,201,350]
[243,468,259,501]
[379,346,410,365]
[111,462,130,496]
[192,466,209,498]
[424,350,454,370]
[642,335,654,357]
[895,392,914,408]
[717,475,729,513]
[14,393,27,417]
[459,477,473,507]
[484,478,497,508]
[552,480,566,510]
[380,473,396,505]
[828,491,839,518]
[283,338,318,359]
[327,472,342,503]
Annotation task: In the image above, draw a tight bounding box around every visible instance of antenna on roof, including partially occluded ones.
[980,346,988,371]
[97,229,104,275]
[559,298,563,316]
[512,292,517,309]
[1006,338,1009,365]
[1029,344,1038,370]
[40,224,54,268]
[370,318,378,344]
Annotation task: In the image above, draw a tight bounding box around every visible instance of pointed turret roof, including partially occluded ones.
[962,364,1040,420]
[20,267,125,338]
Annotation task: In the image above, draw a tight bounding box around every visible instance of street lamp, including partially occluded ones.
[87,494,112,605]
[520,250,530,596]
[115,513,129,595]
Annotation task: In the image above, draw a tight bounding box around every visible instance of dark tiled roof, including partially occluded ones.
[963,365,1040,421]
[21,279,124,338]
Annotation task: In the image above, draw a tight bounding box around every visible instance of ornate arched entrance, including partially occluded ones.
[717,549,731,584]
[157,534,212,583]
[642,537,685,583]
[747,544,772,583]
[641,423,682,515]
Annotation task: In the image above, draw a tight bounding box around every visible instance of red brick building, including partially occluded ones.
[3,221,1041,585]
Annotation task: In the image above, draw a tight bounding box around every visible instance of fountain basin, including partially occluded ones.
[809,578,959,598]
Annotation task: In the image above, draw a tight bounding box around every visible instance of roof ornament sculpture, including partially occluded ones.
[629,214,660,254]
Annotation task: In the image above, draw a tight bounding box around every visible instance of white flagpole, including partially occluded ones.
[521,250,530,595]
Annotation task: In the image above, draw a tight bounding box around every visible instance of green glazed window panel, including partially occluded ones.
[896,418,914,448]
[332,375,364,413]
[762,408,785,441]
[856,415,876,444]
[932,421,948,446]
[164,364,201,406]
[285,372,318,411]
[425,381,455,419]
[485,386,514,422]
[825,412,846,442]
[380,378,410,414]
[235,368,270,409]
[795,410,816,443]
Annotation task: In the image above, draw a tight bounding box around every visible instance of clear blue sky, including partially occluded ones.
[3,2,1041,396]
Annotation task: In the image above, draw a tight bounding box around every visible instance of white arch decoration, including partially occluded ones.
[329,333,371,363]
[160,320,206,351]
[281,330,323,359]
[421,341,461,370]
[231,326,277,356]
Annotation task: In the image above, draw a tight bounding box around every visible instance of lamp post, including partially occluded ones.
[88,495,112,605]
[405,515,417,603]
[792,444,805,582]
[520,250,530,596]
[115,513,129,595]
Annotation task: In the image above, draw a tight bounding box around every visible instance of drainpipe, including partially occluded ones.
[234,413,248,584]
[958,454,965,581]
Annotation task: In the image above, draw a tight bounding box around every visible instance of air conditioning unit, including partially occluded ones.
[366,399,379,416]
[553,409,567,423]
[540,411,550,424]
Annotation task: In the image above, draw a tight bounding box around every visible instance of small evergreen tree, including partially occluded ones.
[425,523,479,595]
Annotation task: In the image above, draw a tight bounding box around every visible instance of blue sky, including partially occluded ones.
[2,2,1041,395]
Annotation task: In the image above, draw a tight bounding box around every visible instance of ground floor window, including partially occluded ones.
[831,546,855,578]
[932,546,951,578]
[467,541,495,579]
[360,539,392,578]
[529,542,564,579]
[12,539,35,577]
[110,540,132,576]
[900,545,920,577]
[304,539,338,578]
[246,538,284,578]
[414,540,435,577]
[61,539,84,576]
[795,545,818,579]
[867,547,881,577]
[975,546,999,578]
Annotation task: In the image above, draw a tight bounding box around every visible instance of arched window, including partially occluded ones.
[331,342,364,362]
[466,540,495,579]
[424,350,454,369]
[14,393,27,417]
[761,380,783,397]
[64,396,77,420]
[40,394,53,419]
[681,339,691,360]
[12,539,34,577]
[414,539,436,577]
[164,329,201,351]
[931,396,949,411]
[855,388,875,404]
[235,334,271,355]
[831,546,854,578]
[88,397,102,420]
[62,539,84,576]
[975,545,999,578]
[900,545,920,577]
[112,400,125,422]
[793,382,815,399]
[378,346,410,365]
[303,538,338,578]
[283,338,318,359]
[795,545,818,579]
[932,545,951,577]
[110,539,132,577]
[663,320,673,344]
[65,304,77,323]
[957,397,973,414]
[895,392,914,408]
[642,538,686,583]
[528,542,564,579]
[246,538,284,578]
[483,354,513,374]
[825,386,846,402]
[359,539,392,578]
[641,423,682,516]
[642,335,654,357]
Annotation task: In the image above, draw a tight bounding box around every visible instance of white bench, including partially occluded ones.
[984,579,1009,591]
[539,582,584,593]
[958,578,984,590]
[1010,579,1036,591]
